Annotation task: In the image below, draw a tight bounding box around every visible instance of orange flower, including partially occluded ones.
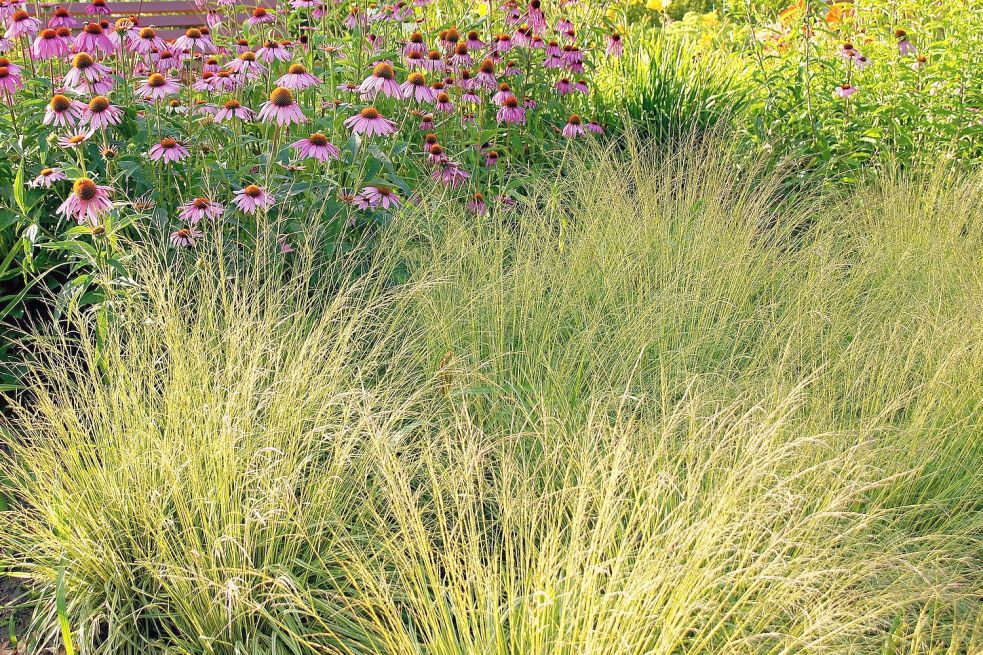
[825,2,855,25]
[778,0,805,28]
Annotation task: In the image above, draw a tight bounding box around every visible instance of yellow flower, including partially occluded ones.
[474,2,488,16]
[645,0,671,11]
[701,10,719,28]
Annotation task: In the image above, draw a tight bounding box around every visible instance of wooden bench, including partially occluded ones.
[38,0,278,40]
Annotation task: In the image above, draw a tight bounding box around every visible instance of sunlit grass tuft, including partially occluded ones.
[2,142,981,654]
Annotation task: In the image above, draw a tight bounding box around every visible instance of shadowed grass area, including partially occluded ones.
[2,142,981,654]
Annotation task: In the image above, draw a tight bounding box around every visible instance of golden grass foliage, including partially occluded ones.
[2,142,982,654]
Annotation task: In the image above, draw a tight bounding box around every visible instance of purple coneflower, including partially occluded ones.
[290,132,340,161]
[233,184,275,213]
[169,226,202,247]
[57,131,93,149]
[344,106,397,136]
[245,6,274,26]
[276,63,319,90]
[179,197,224,223]
[64,51,110,91]
[74,21,115,53]
[587,120,604,134]
[494,33,512,53]
[227,50,264,76]
[434,91,453,113]
[5,9,41,40]
[496,96,525,124]
[512,26,531,49]
[474,58,497,89]
[492,82,515,106]
[149,137,189,163]
[485,149,498,166]
[526,0,545,31]
[255,39,291,62]
[426,143,447,164]
[358,62,401,98]
[465,30,484,51]
[467,192,487,215]
[606,32,623,57]
[30,167,67,188]
[562,114,585,138]
[44,93,86,126]
[449,43,472,67]
[0,65,21,95]
[896,29,915,56]
[424,49,444,72]
[555,77,573,94]
[258,87,306,125]
[32,28,68,58]
[173,27,214,53]
[136,72,181,100]
[214,98,254,122]
[354,185,401,210]
[48,6,78,29]
[432,161,470,187]
[401,71,437,103]
[58,177,113,225]
[86,0,111,15]
[404,31,427,55]
[81,95,123,129]
[153,49,181,71]
[834,83,858,99]
[128,25,165,53]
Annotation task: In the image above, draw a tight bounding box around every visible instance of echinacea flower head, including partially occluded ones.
[276,63,319,90]
[562,113,585,138]
[344,106,397,137]
[178,197,224,223]
[246,6,274,26]
[44,92,86,126]
[432,161,470,187]
[74,21,115,54]
[359,62,401,98]
[136,72,181,100]
[87,0,111,15]
[5,9,41,40]
[834,83,858,99]
[32,28,68,59]
[82,95,123,129]
[129,25,165,53]
[149,137,189,163]
[290,132,341,161]
[233,184,275,213]
[48,6,79,29]
[169,226,202,247]
[496,96,525,124]
[896,29,916,56]
[214,98,255,122]
[0,65,22,95]
[256,39,291,62]
[30,167,67,188]
[258,86,306,125]
[467,191,487,215]
[64,51,112,91]
[57,177,113,225]
[606,32,623,56]
[400,71,437,103]
[354,185,401,210]
[58,130,93,149]
[174,27,215,53]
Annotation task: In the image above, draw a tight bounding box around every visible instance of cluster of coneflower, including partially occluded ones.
[1,0,621,249]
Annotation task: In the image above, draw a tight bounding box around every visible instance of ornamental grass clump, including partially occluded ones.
[2,143,982,654]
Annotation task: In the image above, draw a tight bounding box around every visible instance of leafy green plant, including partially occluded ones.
[601,33,754,145]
